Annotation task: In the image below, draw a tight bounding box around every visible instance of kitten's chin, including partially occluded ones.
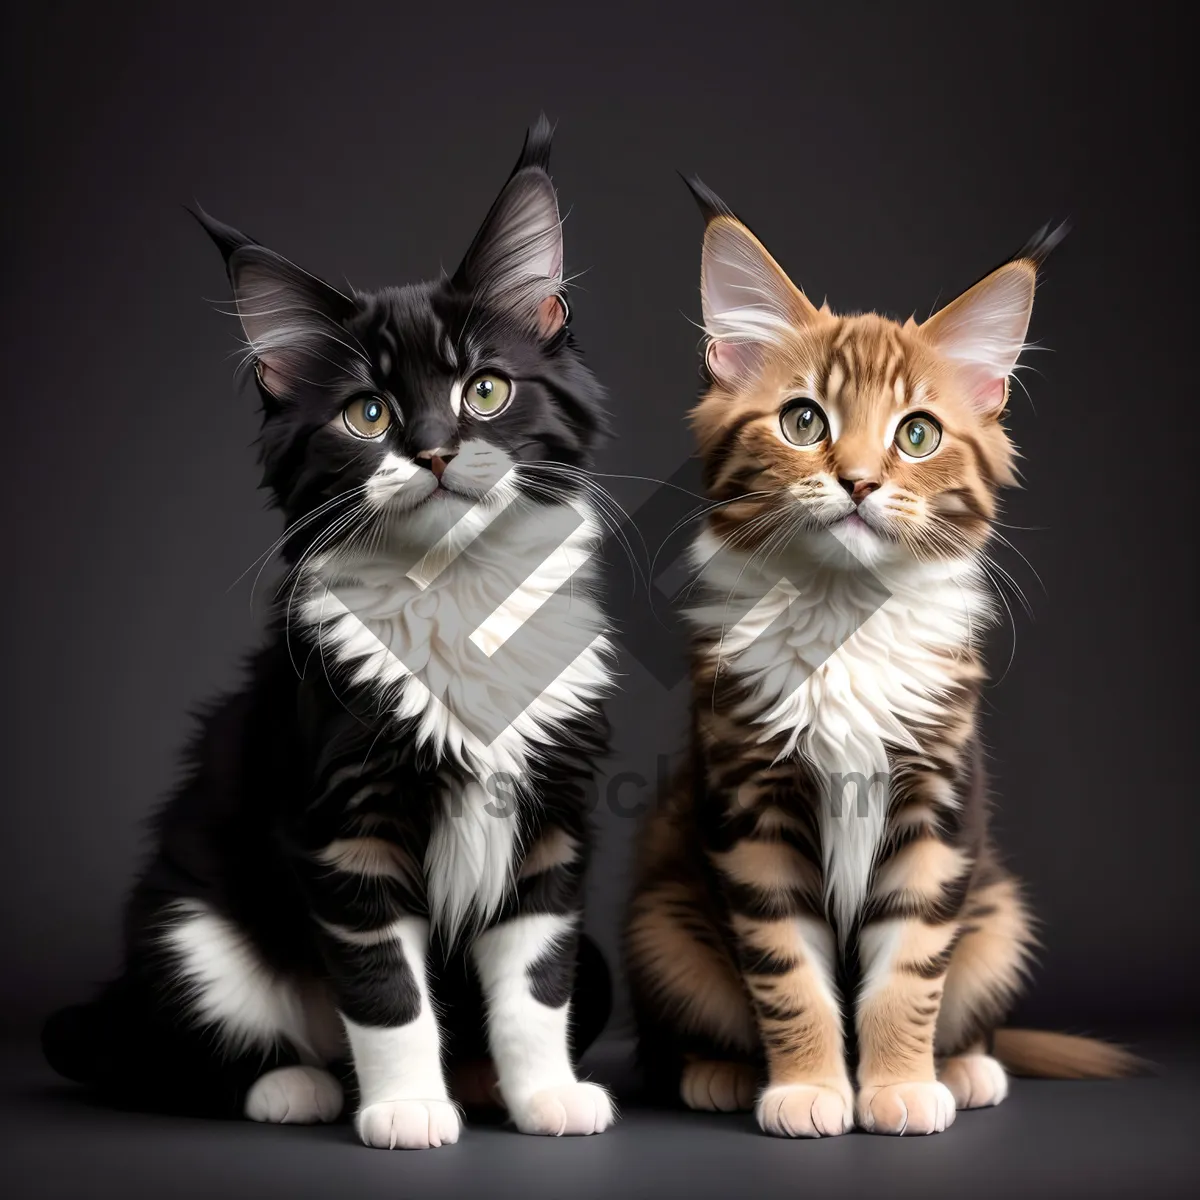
[809,511,906,570]
[828,517,885,563]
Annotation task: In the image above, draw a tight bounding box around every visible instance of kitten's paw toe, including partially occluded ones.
[244,1065,343,1124]
[857,1081,956,1135]
[939,1054,1009,1109]
[512,1082,615,1136]
[356,1099,461,1149]
[681,1059,757,1112]
[756,1082,854,1138]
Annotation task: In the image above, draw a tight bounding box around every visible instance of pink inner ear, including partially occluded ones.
[962,368,1008,416]
[706,340,758,385]
[536,295,567,339]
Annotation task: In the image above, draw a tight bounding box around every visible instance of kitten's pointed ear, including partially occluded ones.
[190,206,360,402]
[684,176,821,387]
[921,223,1067,416]
[452,115,567,340]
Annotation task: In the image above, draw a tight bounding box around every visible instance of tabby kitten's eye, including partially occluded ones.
[780,400,828,448]
[895,413,942,458]
[464,372,513,418]
[343,396,392,439]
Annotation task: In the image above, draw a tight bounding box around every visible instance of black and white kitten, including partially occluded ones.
[43,119,618,1149]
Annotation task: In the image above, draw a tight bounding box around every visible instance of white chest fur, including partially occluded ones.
[299,499,613,939]
[688,528,990,934]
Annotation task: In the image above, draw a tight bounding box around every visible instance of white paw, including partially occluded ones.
[510,1082,615,1136]
[244,1065,344,1124]
[356,1099,461,1149]
[681,1060,758,1112]
[857,1080,957,1135]
[939,1054,1009,1109]
[756,1082,854,1138]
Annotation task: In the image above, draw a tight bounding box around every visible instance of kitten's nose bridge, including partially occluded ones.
[405,411,459,470]
[831,436,884,505]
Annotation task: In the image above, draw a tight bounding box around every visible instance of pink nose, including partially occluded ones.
[418,452,457,481]
[839,477,879,505]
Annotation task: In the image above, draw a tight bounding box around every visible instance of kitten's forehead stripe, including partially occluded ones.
[824,361,845,407]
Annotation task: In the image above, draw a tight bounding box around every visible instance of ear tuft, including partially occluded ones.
[516,112,555,173]
[452,118,565,339]
[188,204,258,266]
[1014,220,1070,268]
[679,174,735,224]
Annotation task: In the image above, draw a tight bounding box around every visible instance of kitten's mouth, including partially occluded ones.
[417,479,464,504]
[833,511,873,534]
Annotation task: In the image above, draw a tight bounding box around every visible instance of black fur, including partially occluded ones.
[43,118,613,1122]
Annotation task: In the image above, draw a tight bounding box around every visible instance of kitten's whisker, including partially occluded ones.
[650,490,781,586]
[981,551,1034,618]
[282,503,374,680]
[519,462,650,591]
[244,487,372,612]
[706,503,797,700]
[228,489,360,595]
[976,554,1019,682]
[988,530,1047,597]
[676,502,783,604]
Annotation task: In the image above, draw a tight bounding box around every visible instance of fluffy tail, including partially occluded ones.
[992,1028,1148,1079]
[41,978,146,1090]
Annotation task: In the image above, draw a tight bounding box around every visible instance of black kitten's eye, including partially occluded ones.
[895,413,942,458]
[343,396,392,439]
[464,372,513,418]
[780,400,828,448]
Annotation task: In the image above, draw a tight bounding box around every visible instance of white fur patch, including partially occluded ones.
[161,900,341,1062]
[688,529,991,935]
[425,779,519,942]
[340,916,460,1149]
[856,919,907,1002]
[244,1065,344,1124]
[472,913,616,1136]
[939,1053,1009,1110]
[796,914,841,1013]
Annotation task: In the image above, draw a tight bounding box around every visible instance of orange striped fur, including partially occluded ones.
[626,190,1137,1140]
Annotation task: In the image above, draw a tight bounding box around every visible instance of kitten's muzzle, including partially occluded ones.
[838,477,880,505]
[416,450,459,481]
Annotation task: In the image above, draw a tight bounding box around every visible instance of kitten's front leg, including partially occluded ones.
[854,831,970,1136]
[711,838,854,1137]
[318,914,460,1149]
[470,828,615,1136]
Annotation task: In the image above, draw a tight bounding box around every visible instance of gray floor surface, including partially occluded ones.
[4,1036,1197,1200]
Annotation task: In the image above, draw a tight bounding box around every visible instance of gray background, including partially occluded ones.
[1,0,1195,1041]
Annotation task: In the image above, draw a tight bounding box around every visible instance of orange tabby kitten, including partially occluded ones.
[625,182,1137,1137]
